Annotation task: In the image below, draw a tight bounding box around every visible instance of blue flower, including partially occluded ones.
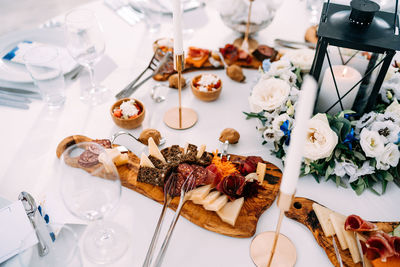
[342,128,357,150]
[280,120,291,145]
[262,59,271,72]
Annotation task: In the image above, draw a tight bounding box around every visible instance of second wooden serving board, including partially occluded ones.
[285,197,400,267]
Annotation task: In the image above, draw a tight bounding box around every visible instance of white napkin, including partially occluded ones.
[0,201,37,264]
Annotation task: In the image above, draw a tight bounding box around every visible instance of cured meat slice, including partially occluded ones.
[78,150,99,167]
[92,139,112,149]
[216,173,245,200]
[390,236,400,256]
[366,232,395,261]
[345,215,377,232]
[177,163,194,178]
[239,156,264,175]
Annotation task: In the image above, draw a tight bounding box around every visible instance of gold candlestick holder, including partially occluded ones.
[234,0,259,52]
[163,54,198,130]
[250,191,297,267]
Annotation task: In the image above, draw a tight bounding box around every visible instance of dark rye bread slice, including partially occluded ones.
[148,155,165,169]
[197,152,213,166]
[181,144,198,163]
[137,167,166,187]
[161,145,183,164]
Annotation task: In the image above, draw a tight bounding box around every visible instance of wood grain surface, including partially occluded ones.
[285,197,400,267]
[56,135,283,238]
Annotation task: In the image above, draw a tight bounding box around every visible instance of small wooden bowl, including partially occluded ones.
[110,98,145,129]
[191,74,222,102]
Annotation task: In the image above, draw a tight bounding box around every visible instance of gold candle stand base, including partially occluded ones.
[249,191,297,267]
[164,107,198,130]
[164,53,198,130]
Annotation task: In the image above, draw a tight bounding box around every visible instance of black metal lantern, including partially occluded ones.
[310,0,400,115]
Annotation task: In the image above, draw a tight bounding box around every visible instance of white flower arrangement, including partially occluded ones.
[245,53,400,195]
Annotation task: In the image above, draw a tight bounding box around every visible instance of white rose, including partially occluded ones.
[386,99,400,118]
[359,128,385,158]
[265,60,293,77]
[303,113,338,161]
[376,143,400,170]
[250,77,290,112]
[282,49,315,73]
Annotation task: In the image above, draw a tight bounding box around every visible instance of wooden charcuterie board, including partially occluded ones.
[56,135,283,238]
[284,197,400,267]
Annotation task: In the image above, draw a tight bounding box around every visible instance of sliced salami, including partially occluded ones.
[92,139,112,149]
[78,150,99,167]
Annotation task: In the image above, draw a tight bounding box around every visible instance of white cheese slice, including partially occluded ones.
[183,142,189,154]
[196,144,206,159]
[203,194,228,211]
[330,212,349,250]
[114,153,129,166]
[140,152,155,168]
[216,197,244,226]
[190,185,213,203]
[148,137,166,163]
[256,162,266,184]
[194,190,219,205]
[312,203,335,237]
[245,173,259,182]
[343,227,361,263]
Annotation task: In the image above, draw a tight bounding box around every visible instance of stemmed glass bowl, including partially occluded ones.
[59,142,129,264]
[65,9,109,105]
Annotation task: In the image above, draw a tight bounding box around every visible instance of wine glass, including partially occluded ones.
[64,9,109,105]
[59,142,129,264]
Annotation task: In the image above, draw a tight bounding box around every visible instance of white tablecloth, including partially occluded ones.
[0,0,399,266]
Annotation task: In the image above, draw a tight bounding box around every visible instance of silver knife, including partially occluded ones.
[274,39,316,50]
[0,87,41,99]
[0,99,29,109]
[0,92,31,103]
[355,233,366,267]
[332,236,344,267]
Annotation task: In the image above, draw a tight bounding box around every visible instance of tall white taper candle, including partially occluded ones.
[172,0,183,55]
[280,76,317,195]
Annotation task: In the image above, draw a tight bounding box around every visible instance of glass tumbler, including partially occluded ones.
[24,46,66,109]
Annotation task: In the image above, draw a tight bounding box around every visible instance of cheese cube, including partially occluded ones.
[148,137,166,163]
[329,213,349,250]
[196,144,206,159]
[216,197,244,226]
[140,153,155,168]
[312,203,335,237]
[203,195,228,211]
[194,191,219,205]
[190,185,212,203]
[256,162,267,184]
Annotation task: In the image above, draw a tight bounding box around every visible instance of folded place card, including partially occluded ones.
[2,41,77,74]
[0,201,38,264]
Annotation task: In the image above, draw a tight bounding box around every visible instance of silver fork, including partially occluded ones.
[142,176,177,267]
[217,140,230,160]
[332,236,344,267]
[110,131,166,147]
[152,173,196,267]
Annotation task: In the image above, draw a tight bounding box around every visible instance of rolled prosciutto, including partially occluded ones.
[344,215,377,232]
[366,232,395,261]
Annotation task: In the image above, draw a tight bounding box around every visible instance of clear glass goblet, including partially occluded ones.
[65,9,110,105]
[59,142,129,264]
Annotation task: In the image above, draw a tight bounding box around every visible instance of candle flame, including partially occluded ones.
[342,67,348,77]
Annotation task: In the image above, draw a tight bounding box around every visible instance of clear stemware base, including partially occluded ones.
[80,85,111,106]
[83,220,129,265]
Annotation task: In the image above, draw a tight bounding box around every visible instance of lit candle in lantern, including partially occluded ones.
[316,65,362,114]
[280,76,317,195]
[172,0,183,55]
